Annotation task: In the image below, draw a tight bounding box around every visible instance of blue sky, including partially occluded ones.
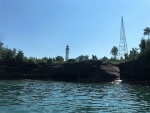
[0,0,150,59]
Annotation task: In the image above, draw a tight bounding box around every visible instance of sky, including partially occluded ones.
[0,0,150,59]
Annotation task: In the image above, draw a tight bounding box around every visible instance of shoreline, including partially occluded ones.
[0,60,150,85]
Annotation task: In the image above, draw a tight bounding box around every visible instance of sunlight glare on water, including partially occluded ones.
[0,80,150,113]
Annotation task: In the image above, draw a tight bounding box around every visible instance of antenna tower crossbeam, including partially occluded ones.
[119,16,128,56]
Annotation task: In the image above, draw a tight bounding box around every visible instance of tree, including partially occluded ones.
[55,56,64,63]
[139,38,147,53]
[0,42,3,52]
[110,46,118,60]
[146,39,150,59]
[139,38,150,58]
[78,55,84,62]
[23,57,28,63]
[28,57,37,64]
[146,38,150,49]
[92,55,98,61]
[16,50,24,62]
[85,55,89,60]
[0,42,3,60]
[101,56,108,64]
[42,57,48,63]
[2,47,16,62]
[129,48,139,60]
[67,59,75,63]
[124,53,128,62]
[76,55,89,62]
[144,27,150,39]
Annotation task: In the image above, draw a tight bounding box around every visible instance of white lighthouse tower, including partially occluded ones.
[65,45,69,61]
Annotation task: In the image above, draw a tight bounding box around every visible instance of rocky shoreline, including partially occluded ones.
[0,60,150,85]
[0,61,120,83]
[119,59,150,81]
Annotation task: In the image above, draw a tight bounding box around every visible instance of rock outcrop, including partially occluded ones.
[0,61,120,83]
[49,61,120,83]
[119,59,150,81]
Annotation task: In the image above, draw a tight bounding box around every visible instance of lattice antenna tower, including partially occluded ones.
[119,16,128,57]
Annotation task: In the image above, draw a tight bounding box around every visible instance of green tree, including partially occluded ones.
[85,55,89,60]
[139,38,150,59]
[139,38,147,53]
[0,42,3,60]
[124,53,128,62]
[42,57,48,63]
[76,55,89,62]
[78,55,84,62]
[146,38,150,49]
[23,56,28,63]
[129,48,139,60]
[16,50,24,62]
[144,27,150,39]
[55,56,64,63]
[144,38,150,60]
[67,59,75,63]
[146,40,150,59]
[2,47,16,62]
[36,59,42,64]
[92,55,98,61]
[28,57,37,64]
[101,56,108,64]
[110,46,118,60]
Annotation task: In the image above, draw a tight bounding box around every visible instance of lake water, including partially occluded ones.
[0,80,150,113]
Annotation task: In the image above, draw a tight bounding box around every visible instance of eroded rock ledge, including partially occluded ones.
[0,61,120,83]
[49,61,120,83]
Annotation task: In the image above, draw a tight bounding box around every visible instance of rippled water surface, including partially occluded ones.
[0,80,150,113]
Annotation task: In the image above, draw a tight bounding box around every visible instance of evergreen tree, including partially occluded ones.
[144,27,150,39]
[110,46,118,60]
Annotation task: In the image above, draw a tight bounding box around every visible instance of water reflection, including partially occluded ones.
[0,80,150,113]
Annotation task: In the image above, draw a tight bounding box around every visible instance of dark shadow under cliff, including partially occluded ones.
[119,57,150,85]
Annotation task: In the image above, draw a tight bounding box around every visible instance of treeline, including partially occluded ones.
[124,38,150,62]
[0,27,149,65]
[81,27,150,64]
[0,41,109,64]
[0,42,64,64]
[109,27,150,64]
[125,27,150,62]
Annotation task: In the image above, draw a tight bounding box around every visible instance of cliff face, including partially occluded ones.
[0,63,47,79]
[49,61,120,83]
[119,59,150,82]
[0,61,120,83]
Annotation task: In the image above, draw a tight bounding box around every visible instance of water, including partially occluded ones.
[0,80,150,113]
